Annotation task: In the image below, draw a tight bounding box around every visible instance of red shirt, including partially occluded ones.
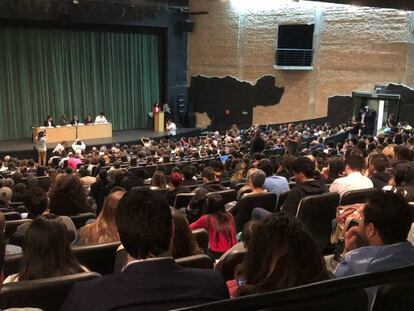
[189,213,237,253]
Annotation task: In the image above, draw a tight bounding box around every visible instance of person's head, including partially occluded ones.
[19,218,82,281]
[47,115,52,121]
[369,153,389,173]
[292,157,315,183]
[236,213,329,296]
[392,163,414,187]
[248,169,266,189]
[171,208,202,259]
[48,174,89,216]
[358,191,413,246]
[201,166,216,183]
[28,159,36,168]
[98,169,108,182]
[170,172,183,188]
[151,170,167,188]
[23,187,48,218]
[394,145,412,162]
[0,187,12,205]
[116,190,172,260]
[182,166,196,181]
[14,182,27,194]
[257,158,274,177]
[205,193,225,215]
[36,166,47,177]
[345,154,365,174]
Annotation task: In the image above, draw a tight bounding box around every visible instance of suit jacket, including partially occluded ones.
[62,257,229,311]
[43,120,55,127]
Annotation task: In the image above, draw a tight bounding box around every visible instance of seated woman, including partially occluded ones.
[228,213,330,297]
[78,190,125,246]
[189,193,237,259]
[171,209,203,259]
[151,170,167,190]
[3,218,86,283]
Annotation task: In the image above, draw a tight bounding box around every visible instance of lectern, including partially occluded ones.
[154,111,164,132]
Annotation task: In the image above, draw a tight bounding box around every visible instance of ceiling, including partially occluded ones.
[307,0,414,11]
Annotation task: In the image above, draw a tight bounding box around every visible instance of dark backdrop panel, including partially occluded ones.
[0,26,161,140]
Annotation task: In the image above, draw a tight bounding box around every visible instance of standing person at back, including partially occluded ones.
[329,154,373,197]
[62,190,229,311]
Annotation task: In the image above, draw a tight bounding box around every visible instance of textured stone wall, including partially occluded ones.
[188,0,413,126]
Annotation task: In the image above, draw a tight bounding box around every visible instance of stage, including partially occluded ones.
[0,128,202,159]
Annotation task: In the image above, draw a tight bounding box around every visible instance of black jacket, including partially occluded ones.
[61,257,229,311]
[370,171,392,190]
[282,179,328,216]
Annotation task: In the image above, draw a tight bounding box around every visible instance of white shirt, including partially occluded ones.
[329,172,373,197]
[37,137,47,152]
[166,122,177,136]
[94,115,108,123]
[72,141,86,154]
[53,143,65,155]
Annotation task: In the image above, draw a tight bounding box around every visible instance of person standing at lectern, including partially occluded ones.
[153,102,160,114]
[95,112,108,124]
[43,116,55,127]
[166,119,177,136]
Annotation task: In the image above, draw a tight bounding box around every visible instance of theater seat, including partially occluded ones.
[4,253,22,278]
[5,219,32,239]
[0,272,100,311]
[296,192,340,253]
[69,212,97,229]
[215,248,247,281]
[174,192,195,209]
[340,188,377,206]
[192,228,209,254]
[209,189,237,205]
[3,212,22,221]
[372,282,414,311]
[176,254,214,269]
[233,193,278,233]
[72,241,121,275]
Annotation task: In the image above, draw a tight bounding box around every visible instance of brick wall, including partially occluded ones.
[188,0,413,126]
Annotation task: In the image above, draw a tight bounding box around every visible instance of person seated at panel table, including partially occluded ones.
[94,112,108,124]
[59,114,68,126]
[70,115,80,125]
[84,114,93,125]
[43,115,55,127]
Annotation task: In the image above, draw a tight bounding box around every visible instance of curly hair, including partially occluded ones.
[48,174,90,216]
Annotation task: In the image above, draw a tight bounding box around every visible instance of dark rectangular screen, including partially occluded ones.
[278,24,314,49]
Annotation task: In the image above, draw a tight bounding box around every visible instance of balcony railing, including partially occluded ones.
[275,48,314,67]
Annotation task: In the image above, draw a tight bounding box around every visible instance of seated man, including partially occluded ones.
[257,158,289,200]
[281,157,327,216]
[329,154,373,196]
[335,191,414,305]
[62,190,229,310]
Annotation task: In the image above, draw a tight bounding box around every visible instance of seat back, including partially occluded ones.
[4,254,22,278]
[276,190,289,211]
[69,212,97,229]
[72,241,121,275]
[220,180,232,188]
[296,192,340,252]
[234,193,278,233]
[3,212,22,221]
[174,192,196,209]
[5,219,32,242]
[0,272,100,311]
[176,254,214,269]
[209,189,237,205]
[340,188,377,206]
[215,248,247,281]
[192,228,209,254]
[373,281,414,311]
[36,176,51,191]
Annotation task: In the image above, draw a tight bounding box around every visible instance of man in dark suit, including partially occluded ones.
[43,115,55,127]
[62,189,229,311]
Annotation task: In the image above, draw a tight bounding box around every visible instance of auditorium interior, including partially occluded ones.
[1,0,414,310]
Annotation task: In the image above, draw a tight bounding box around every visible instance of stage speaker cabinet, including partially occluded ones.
[177,94,186,115]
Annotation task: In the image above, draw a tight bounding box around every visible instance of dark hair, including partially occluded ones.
[151,170,166,188]
[23,187,48,218]
[201,167,216,182]
[182,166,196,180]
[236,213,330,296]
[292,157,315,178]
[19,218,83,281]
[363,191,413,244]
[116,190,172,259]
[327,157,345,182]
[394,145,412,162]
[0,231,5,275]
[171,209,202,259]
[345,154,364,171]
[205,193,234,245]
[257,159,273,177]
[370,154,389,172]
[48,174,90,216]
[392,163,414,187]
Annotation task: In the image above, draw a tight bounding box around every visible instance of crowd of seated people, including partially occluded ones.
[0,120,414,309]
